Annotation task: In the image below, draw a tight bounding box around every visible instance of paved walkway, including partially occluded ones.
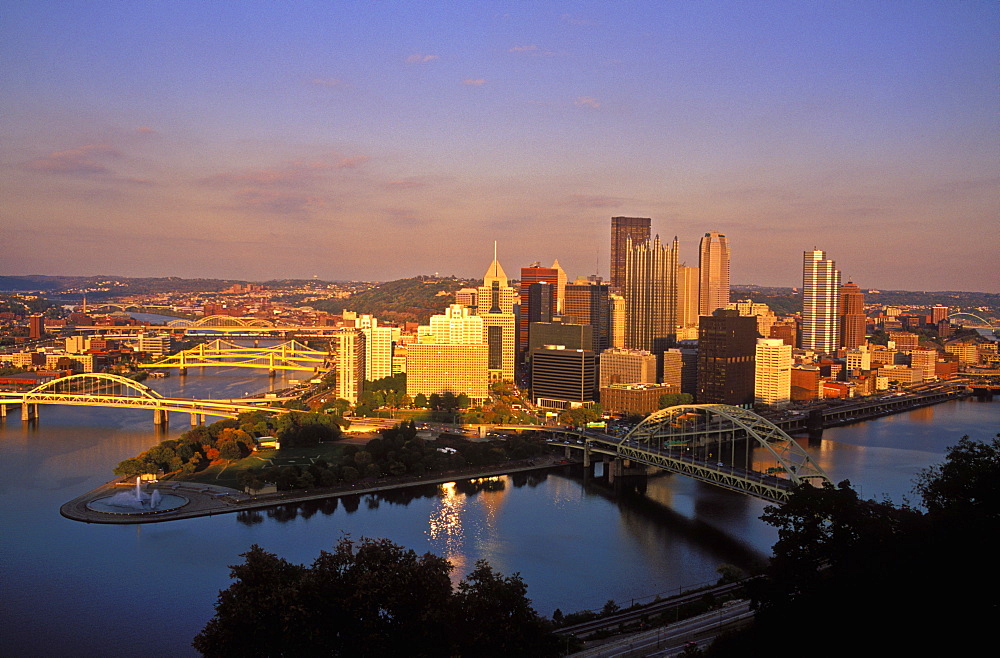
[60,454,576,525]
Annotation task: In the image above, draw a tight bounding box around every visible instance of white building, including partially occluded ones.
[801,249,841,354]
[755,338,792,407]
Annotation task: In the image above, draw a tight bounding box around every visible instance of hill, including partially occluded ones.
[311,276,477,324]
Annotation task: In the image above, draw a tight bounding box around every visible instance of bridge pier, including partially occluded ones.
[153,408,168,426]
[21,402,37,422]
[190,412,204,426]
[0,404,6,420]
[179,367,187,376]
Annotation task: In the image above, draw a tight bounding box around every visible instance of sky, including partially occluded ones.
[2,1,998,292]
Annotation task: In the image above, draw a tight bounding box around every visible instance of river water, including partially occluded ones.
[0,364,996,657]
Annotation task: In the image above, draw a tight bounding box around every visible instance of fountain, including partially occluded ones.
[87,477,188,515]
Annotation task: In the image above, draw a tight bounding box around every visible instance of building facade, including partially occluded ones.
[696,310,757,406]
[624,235,678,352]
[838,281,866,350]
[698,231,730,316]
[754,338,792,407]
[801,249,841,354]
[610,216,651,292]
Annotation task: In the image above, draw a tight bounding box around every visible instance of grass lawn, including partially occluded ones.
[174,441,350,489]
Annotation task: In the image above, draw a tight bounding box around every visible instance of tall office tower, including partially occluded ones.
[350,313,394,381]
[517,264,558,357]
[477,249,516,382]
[28,315,43,339]
[610,216,651,292]
[698,231,730,316]
[697,309,757,406]
[755,338,792,407]
[676,265,700,339]
[838,281,866,350]
[931,305,949,324]
[331,327,366,404]
[564,280,611,354]
[624,235,678,352]
[530,345,597,408]
[407,304,489,404]
[801,249,841,354]
[609,293,626,348]
[551,259,567,314]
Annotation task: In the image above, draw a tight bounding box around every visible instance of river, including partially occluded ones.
[0,364,996,657]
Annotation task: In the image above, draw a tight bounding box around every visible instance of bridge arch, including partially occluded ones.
[26,373,166,400]
[948,312,996,328]
[623,404,829,487]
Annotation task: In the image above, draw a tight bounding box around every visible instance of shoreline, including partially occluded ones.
[60,454,577,525]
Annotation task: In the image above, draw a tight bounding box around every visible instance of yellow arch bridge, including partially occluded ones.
[0,373,290,427]
[540,404,832,503]
[140,339,331,375]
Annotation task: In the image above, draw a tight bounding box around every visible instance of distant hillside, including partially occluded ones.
[311,276,477,324]
[732,285,1000,317]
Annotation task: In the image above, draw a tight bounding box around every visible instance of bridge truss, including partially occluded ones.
[0,373,287,424]
[557,404,832,503]
[140,339,331,373]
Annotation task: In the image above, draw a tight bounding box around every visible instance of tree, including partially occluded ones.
[192,545,307,657]
[194,538,559,657]
[453,560,559,657]
[709,436,1000,657]
[915,434,1000,523]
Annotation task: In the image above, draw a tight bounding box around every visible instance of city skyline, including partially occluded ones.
[2,2,998,292]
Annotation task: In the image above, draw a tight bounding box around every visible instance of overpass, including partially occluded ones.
[512,405,831,503]
[0,373,289,427]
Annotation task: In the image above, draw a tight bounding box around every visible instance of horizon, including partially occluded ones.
[3,271,999,297]
[2,2,998,292]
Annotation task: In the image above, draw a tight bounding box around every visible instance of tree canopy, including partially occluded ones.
[193,537,559,657]
[708,434,1000,657]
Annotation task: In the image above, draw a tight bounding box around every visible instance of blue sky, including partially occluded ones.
[2,1,997,291]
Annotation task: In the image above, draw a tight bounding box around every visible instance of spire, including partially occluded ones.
[483,242,508,286]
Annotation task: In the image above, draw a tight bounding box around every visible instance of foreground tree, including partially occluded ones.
[194,537,558,657]
[708,435,1000,657]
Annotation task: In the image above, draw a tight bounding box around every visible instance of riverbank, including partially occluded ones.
[60,453,578,524]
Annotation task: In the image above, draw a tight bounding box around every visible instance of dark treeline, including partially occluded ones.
[708,434,1000,657]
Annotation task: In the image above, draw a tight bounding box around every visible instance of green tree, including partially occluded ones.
[193,538,558,657]
[192,545,307,657]
[453,560,559,657]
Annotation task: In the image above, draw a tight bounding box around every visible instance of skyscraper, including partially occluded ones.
[676,264,700,338]
[698,231,730,316]
[802,249,841,354]
[624,234,678,352]
[755,338,792,407]
[610,217,651,292]
[564,280,611,353]
[697,309,757,406]
[838,281,866,350]
[517,263,558,358]
[477,247,516,382]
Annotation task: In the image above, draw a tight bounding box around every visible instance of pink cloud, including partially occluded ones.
[200,156,370,188]
[463,78,486,86]
[25,144,121,175]
[406,53,439,64]
[509,44,538,53]
[574,97,601,109]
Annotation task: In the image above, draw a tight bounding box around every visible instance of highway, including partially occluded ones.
[568,600,753,657]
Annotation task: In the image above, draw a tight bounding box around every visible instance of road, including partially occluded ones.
[568,601,753,658]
